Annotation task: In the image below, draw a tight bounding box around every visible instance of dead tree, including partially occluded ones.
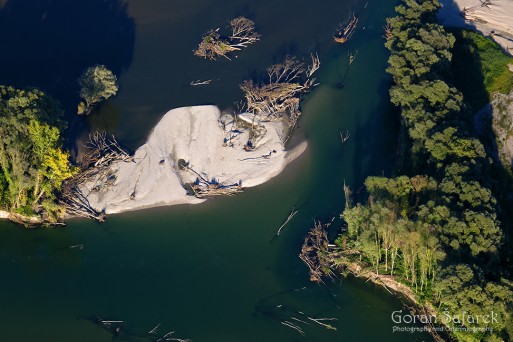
[229,17,260,47]
[384,23,393,40]
[194,17,260,60]
[239,54,320,134]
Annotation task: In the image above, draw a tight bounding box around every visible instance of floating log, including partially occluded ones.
[281,321,305,335]
[276,208,298,236]
[256,303,337,336]
[190,79,212,86]
[334,14,358,44]
[148,323,161,334]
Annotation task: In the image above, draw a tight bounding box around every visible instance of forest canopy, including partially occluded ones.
[0,85,76,222]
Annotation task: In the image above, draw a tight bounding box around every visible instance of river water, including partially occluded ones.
[0,0,432,341]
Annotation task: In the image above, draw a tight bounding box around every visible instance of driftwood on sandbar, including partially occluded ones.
[185,164,244,198]
[60,132,133,222]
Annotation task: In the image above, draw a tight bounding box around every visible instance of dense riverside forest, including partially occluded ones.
[0,86,76,222]
[336,0,513,340]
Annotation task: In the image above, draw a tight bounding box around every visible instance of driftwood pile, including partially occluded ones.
[194,17,260,60]
[185,164,244,198]
[240,54,320,134]
[60,132,132,222]
[334,14,358,44]
[299,220,337,283]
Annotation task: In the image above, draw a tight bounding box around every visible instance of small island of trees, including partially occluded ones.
[77,65,119,115]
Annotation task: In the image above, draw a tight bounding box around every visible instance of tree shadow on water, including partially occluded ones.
[0,0,135,118]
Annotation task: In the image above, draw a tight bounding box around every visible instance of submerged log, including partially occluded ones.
[340,130,350,143]
[256,303,337,336]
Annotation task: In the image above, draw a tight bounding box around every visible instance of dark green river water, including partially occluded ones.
[0,0,432,341]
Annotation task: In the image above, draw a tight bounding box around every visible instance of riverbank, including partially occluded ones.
[335,258,447,341]
[0,210,44,226]
[79,105,307,215]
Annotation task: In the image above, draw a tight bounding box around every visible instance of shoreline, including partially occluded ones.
[0,210,44,226]
[0,211,9,220]
[337,258,449,341]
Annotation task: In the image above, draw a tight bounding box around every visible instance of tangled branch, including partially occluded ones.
[60,132,132,222]
[240,54,320,132]
[300,221,336,283]
[194,17,260,60]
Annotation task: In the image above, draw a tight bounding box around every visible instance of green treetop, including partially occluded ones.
[77,65,119,115]
[0,86,76,221]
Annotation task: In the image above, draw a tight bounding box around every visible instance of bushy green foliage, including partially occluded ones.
[77,65,118,115]
[338,1,513,340]
[434,265,513,341]
[451,29,513,111]
[0,86,77,221]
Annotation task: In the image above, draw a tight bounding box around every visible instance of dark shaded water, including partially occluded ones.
[0,0,432,341]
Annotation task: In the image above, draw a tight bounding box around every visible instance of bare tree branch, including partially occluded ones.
[239,55,321,134]
[230,17,261,47]
[60,132,132,222]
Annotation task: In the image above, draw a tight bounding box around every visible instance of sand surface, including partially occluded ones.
[80,105,307,214]
[439,0,513,54]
